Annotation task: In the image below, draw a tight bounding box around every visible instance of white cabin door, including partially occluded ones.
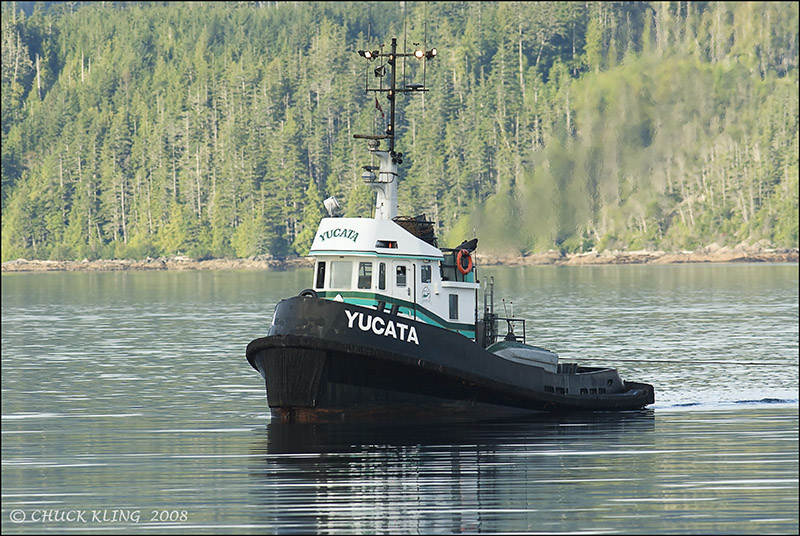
[416,261,434,315]
[392,261,414,317]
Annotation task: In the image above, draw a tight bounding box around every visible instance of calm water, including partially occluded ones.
[2,264,798,534]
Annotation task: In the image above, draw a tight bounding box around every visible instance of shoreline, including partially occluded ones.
[2,247,797,272]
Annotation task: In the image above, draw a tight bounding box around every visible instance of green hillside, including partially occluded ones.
[1,1,797,261]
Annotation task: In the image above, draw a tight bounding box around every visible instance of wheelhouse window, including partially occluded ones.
[420,264,431,283]
[315,261,326,289]
[449,294,459,319]
[396,266,407,287]
[378,262,386,290]
[357,262,373,289]
[331,261,353,289]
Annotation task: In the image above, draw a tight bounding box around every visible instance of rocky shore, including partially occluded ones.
[2,244,796,273]
[0,255,313,272]
[476,245,799,267]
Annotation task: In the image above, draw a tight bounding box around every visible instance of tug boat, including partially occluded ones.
[246,38,654,422]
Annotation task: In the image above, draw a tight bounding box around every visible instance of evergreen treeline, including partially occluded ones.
[1,1,797,262]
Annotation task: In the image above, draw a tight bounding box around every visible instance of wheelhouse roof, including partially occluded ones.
[309,218,443,261]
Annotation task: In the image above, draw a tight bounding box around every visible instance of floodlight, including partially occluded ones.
[323,196,341,217]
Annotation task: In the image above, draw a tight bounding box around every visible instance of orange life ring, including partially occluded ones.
[456,249,473,275]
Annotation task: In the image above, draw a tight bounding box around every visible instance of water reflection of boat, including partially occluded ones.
[249,413,656,533]
[260,411,656,455]
[246,37,654,423]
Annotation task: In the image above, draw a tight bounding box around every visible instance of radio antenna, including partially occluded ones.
[403,19,407,89]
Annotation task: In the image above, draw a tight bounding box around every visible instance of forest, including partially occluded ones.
[1,1,797,262]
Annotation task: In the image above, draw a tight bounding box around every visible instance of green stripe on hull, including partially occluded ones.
[317,291,475,338]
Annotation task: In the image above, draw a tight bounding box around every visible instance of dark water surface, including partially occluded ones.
[2,264,798,534]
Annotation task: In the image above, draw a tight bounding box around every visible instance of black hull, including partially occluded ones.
[246,296,654,422]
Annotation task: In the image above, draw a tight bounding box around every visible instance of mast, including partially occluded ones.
[356,39,437,220]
